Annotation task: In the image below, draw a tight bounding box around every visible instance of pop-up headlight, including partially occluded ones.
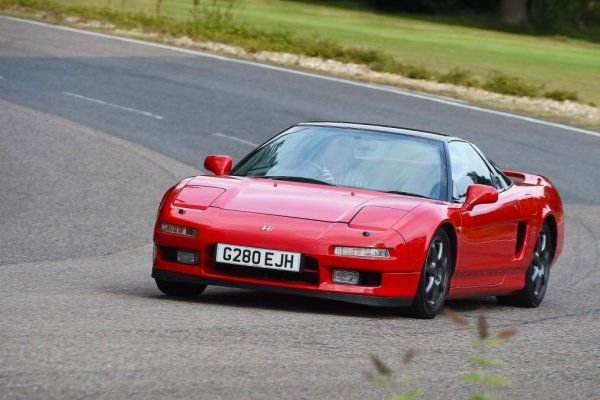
[173,186,225,210]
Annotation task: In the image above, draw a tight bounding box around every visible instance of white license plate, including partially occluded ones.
[215,243,302,272]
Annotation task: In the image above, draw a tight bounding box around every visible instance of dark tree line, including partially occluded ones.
[356,0,598,32]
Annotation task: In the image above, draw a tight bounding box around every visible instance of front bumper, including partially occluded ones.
[152,268,414,307]
[153,207,422,302]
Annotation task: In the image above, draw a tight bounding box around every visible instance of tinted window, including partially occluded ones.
[488,159,513,189]
[448,141,494,201]
[232,126,447,200]
[470,144,512,190]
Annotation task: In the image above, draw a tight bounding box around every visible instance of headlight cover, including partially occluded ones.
[173,186,225,210]
[349,206,408,231]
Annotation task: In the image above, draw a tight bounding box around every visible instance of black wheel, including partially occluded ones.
[497,222,552,308]
[155,279,206,298]
[410,229,452,319]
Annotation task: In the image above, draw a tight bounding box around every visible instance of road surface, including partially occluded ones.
[1,17,599,400]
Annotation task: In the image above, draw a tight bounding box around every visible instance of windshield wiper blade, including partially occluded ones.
[385,190,432,199]
[256,176,334,186]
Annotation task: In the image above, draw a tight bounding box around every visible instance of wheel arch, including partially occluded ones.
[543,213,558,264]
[394,204,461,274]
[437,222,458,277]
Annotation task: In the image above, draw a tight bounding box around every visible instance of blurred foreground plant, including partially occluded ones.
[367,349,421,400]
[445,308,518,400]
[369,309,518,400]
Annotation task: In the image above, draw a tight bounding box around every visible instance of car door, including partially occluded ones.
[447,141,521,288]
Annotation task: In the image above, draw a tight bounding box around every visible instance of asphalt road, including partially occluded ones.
[1,17,599,400]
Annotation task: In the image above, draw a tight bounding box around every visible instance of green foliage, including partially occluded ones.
[390,388,423,400]
[438,68,479,87]
[482,73,542,97]
[468,355,506,368]
[459,372,511,387]
[372,374,389,387]
[469,337,509,347]
[543,89,580,102]
[368,351,421,400]
[365,311,523,399]
[368,54,402,73]
[442,310,518,400]
[399,64,433,80]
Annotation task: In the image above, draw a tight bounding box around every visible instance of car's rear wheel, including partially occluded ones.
[410,229,452,319]
[155,279,206,298]
[497,222,552,307]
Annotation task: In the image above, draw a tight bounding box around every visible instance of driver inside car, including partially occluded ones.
[305,136,367,187]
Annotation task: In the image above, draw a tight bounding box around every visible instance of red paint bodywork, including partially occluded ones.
[153,167,564,303]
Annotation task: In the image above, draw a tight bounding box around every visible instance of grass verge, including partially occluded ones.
[2,0,597,104]
[44,0,600,105]
[1,0,598,129]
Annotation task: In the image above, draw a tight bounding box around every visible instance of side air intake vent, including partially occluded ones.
[516,222,527,254]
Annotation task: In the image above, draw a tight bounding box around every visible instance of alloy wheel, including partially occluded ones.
[531,229,551,298]
[424,237,450,308]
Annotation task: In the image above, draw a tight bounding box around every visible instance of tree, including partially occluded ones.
[531,0,592,32]
[499,0,528,25]
[364,0,596,34]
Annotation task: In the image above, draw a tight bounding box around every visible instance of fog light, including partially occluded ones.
[332,269,360,285]
[160,222,198,237]
[334,247,390,258]
[176,250,198,265]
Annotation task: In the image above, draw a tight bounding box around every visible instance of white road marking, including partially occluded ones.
[214,132,258,147]
[62,91,163,120]
[2,16,599,138]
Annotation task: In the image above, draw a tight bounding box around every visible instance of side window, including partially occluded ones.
[470,144,512,191]
[447,141,495,201]
[489,159,513,189]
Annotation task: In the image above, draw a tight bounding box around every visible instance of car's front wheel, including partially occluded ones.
[155,279,206,298]
[497,222,552,307]
[410,229,452,319]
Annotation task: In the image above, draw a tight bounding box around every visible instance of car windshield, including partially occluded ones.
[232,126,447,200]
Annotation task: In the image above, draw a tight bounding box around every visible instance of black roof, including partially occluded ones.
[297,121,459,142]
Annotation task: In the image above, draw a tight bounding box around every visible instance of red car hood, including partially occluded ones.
[181,176,424,223]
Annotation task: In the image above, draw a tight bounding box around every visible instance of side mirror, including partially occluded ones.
[204,154,232,176]
[463,184,498,211]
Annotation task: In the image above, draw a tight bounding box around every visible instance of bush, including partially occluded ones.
[543,89,579,102]
[438,68,479,86]
[399,63,434,80]
[483,73,541,97]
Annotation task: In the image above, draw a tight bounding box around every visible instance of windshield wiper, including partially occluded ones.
[256,176,334,186]
[385,190,432,199]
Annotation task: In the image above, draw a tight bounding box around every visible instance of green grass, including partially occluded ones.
[8,0,600,104]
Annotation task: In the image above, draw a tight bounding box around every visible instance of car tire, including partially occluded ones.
[410,229,452,319]
[497,222,552,308]
[155,279,207,298]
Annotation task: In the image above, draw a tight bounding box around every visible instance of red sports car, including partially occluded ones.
[152,122,564,318]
